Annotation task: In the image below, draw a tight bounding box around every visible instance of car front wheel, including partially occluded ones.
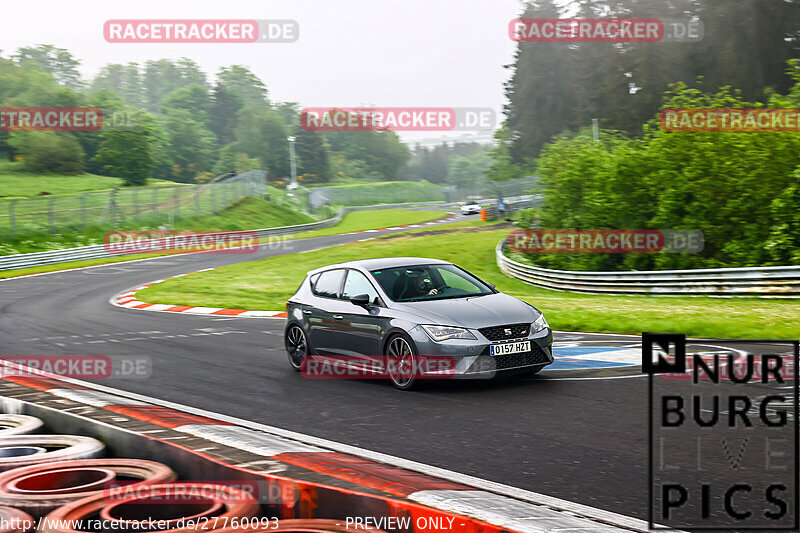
[285,324,308,372]
[386,334,419,391]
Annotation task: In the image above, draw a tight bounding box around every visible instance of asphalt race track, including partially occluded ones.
[1,211,793,523]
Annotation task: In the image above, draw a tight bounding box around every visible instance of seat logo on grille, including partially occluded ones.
[504,328,512,336]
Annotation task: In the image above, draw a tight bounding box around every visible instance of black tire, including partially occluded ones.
[385,333,420,391]
[285,324,308,372]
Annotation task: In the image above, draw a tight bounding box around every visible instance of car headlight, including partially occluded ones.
[531,313,549,333]
[421,325,477,342]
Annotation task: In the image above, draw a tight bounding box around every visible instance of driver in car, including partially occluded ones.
[405,270,439,298]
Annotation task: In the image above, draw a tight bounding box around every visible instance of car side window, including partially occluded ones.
[312,269,345,298]
[342,270,380,303]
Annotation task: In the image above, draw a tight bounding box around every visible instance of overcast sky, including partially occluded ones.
[0,0,527,143]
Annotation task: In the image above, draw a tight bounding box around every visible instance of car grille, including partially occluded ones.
[479,323,530,341]
[468,343,551,373]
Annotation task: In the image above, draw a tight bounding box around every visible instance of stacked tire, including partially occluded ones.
[0,415,385,532]
[0,459,176,517]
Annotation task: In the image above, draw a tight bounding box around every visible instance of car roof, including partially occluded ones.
[307,257,451,275]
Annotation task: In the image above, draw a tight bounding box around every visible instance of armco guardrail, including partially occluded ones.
[0,201,445,272]
[496,237,800,297]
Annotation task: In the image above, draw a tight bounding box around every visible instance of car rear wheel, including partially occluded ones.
[285,325,308,372]
[386,334,419,391]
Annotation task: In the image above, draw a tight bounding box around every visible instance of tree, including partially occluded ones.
[233,106,289,177]
[293,124,331,182]
[217,65,269,107]
[92,115,156,186]
[13,45,83,90]
[447,150,491,191]
[160,108,217,182]
[213,143,258,175]
[486,125,530,182]
[143,58,207,113]
[322,114,411,179]
[160,84,212,126]
[499,0,800,166]
[209,84,244,146]
[275,102,300,126]
[89,62,143,108]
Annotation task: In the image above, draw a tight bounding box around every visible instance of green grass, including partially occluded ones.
[313,180,445,206]
[0,161,175,199]
[0,197,313,255]
[294,209,449,239]
[137,228,800,339]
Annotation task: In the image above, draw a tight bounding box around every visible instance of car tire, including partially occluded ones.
[285,324,309,372]
[385,333,421,391]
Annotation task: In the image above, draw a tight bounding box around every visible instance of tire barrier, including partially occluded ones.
[0,436,104,472]
[41,483,260,533]
[0,416,43,437]
[0,459,176,517]
[0,506,34,533]
[0,449,45,459]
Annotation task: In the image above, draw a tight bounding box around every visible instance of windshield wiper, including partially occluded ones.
[401,293,486,302]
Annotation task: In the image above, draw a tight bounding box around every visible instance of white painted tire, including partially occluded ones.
[0,436,104,472]
[0,416,43,437]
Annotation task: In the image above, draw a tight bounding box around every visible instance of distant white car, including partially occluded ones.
[460,202,481,215]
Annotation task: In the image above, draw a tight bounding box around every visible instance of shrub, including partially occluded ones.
[8,132,85,173]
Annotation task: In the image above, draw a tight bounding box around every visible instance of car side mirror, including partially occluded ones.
[349,294,371,306]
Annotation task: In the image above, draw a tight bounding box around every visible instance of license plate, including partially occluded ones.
[490,340,531,356]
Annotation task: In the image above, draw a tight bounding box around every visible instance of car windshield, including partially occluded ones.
[370,264,493,302]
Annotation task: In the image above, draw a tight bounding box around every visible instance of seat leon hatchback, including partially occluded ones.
[284,257,553,389]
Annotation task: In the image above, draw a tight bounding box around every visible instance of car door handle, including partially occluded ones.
[333,315,344,320]
[303,310,312,315]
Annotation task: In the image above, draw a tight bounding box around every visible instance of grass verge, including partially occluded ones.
[312,180,445,206]
[294,209,449,239]
[0,161,175,198]
[136,228,800,339]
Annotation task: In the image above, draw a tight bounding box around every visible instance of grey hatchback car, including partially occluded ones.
[284,257,553,389]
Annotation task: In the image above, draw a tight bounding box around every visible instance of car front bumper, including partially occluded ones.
[407,325,554,378]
